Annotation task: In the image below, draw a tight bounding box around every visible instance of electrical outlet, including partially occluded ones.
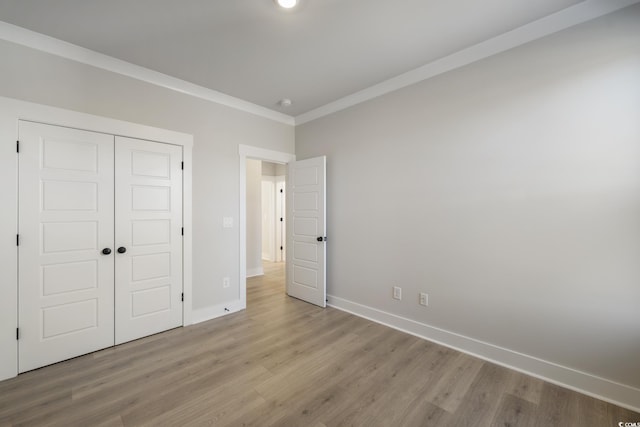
[223,217,233,228]
[223,277,230,288]
[419,292,429,306]
[393,286,402,300]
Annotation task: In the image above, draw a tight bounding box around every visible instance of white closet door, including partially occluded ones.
[114,137,183,344]
[18,121,115,373]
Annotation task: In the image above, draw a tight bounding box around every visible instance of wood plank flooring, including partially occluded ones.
[1,262,638,426]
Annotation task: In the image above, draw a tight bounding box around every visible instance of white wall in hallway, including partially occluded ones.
[246,159,263,277]
[262,177,276,262]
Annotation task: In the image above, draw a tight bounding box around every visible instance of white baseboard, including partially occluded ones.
[246,267,264,278]
[327,294,640,413]
[191,299,245,325]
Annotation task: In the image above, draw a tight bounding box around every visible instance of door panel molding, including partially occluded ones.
[115,136,183,345]
[286,156,327,307]
[18,121,115,372]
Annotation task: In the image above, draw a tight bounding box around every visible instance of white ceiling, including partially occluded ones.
[0,0,627,119]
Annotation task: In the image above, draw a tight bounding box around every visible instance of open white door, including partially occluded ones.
[286,156,326,307]
[18,121,115,372]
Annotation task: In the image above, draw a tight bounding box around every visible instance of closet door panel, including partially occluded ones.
[18,121,115,373]
[115,137,183,344]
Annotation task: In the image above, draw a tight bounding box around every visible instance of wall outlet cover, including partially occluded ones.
[419,292,428,306]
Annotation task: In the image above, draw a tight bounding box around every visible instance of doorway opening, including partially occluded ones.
[260,161,287,265]
[238,145,295,309]
[245,160,287,278]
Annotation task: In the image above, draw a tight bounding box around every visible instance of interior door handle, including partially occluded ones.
[316,237,326,242]
[102,248,112,255]
[117,247,127,254]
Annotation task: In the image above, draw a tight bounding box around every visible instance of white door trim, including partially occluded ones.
[0,95,193,382]
[275,176,286,262]
[238,145,295,309]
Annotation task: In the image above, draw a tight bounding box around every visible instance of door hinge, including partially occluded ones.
[280,246,283,250]
[16,234,19,246]
[280,189,283,193]
[181,293,184,302]
[280,218,283,222]
[16,328,19,340]
[181,227,184,236]
[16,140,19,153]
[181,161,184,170]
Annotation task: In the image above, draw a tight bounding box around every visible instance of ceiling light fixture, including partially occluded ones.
[278,98,293,108]
[275,0,298,9]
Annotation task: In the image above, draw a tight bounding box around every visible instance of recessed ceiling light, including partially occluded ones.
[278,98,293,108]
[275,0,298,9]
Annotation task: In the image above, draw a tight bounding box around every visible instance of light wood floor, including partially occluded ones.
[1,262,638,426]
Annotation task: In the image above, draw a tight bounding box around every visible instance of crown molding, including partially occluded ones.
[295,0,640,125]
[0,21,295,126]
[1,0,637,128]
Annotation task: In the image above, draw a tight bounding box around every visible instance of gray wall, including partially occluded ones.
[296,5,640,390]
[0,39,294,312]
[262,161,287,177]
[276,163,287,176]
[262,161,276,177]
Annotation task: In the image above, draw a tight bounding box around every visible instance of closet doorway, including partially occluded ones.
[18,120,184,372]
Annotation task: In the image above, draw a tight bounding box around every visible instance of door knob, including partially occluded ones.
[316,237,326,242]
[117,247,127,254]
[102,248,112,255]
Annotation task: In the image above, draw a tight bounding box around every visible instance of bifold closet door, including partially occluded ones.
[18,121,115,373]
[114,137,183,345]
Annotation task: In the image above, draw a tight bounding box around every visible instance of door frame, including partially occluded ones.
[275,175,286,262]
[238,145,295,308]
[0,95,193,382]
